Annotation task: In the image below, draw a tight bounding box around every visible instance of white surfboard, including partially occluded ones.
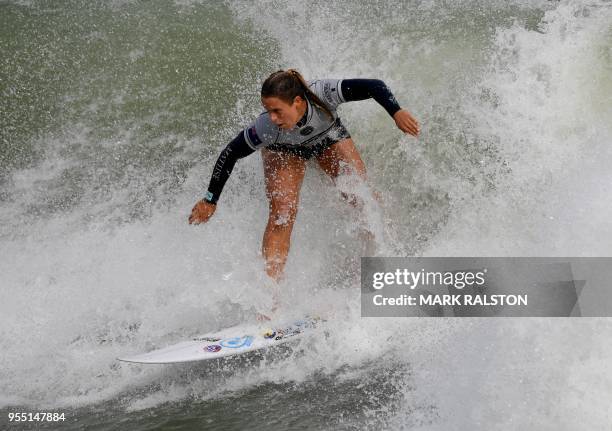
[117,316,323,364]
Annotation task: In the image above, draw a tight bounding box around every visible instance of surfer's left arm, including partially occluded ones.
[340,79,420,137]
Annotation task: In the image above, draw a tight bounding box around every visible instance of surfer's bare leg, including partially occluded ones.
[262,149,306,282]
[316,138,381,253]
[316,138,378,206]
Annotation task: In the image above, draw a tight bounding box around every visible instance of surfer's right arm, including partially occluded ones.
[188,131,255,225]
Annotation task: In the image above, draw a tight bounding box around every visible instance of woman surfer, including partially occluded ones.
[189,70,419,284]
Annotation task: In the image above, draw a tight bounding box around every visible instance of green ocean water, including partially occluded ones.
[1,0,275,228]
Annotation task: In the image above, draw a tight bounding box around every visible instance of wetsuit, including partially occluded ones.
[203,79,401,204]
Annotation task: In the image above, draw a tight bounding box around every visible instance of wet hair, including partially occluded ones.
[261,69,334,120]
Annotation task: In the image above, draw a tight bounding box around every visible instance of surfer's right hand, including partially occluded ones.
[188,200,216,224]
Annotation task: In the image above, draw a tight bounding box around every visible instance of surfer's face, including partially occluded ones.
[262,96,306,130]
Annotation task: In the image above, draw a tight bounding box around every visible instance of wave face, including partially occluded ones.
[1,0,611,429]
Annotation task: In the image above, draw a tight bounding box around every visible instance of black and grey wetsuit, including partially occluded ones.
[203,78,401,204]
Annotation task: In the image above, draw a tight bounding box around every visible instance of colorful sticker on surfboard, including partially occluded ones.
[220,335,254,348]
[263,330,276,339]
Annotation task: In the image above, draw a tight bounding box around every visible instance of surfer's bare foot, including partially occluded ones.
[358,228,378,256]
[256,302,280,322]
[256,312,271,322]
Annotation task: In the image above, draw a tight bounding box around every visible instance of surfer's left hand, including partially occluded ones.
[393,109,420,137]
[188,200,216,224]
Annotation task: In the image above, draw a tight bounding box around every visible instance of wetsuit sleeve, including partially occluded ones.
[204,131,255,204]
[340,79,402,117]
[244,113,279,150]
[309,79,345,111]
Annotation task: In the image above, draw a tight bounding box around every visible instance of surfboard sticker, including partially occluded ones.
[117,316,323,364]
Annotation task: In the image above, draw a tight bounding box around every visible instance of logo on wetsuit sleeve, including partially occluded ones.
[323,82,336,104]
[247,126,263,147]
